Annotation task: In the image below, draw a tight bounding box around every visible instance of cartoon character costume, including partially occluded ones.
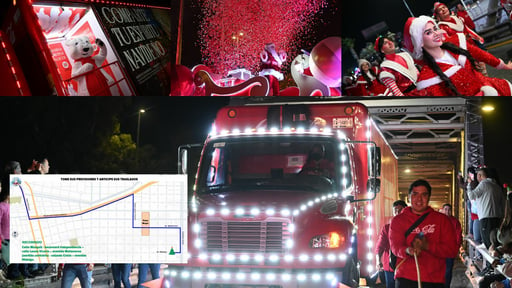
[65,35,112,96]
[259,43,286,96]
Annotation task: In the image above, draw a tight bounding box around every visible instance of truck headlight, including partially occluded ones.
[310,232,344,248]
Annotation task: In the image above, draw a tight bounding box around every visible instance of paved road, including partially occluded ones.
[6,261,472,288]
[452,257,474,288]
[12,264,164,288]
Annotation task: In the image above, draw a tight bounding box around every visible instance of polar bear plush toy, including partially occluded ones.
[65,35,112,96]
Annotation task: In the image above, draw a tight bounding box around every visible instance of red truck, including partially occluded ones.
[171,102,398,287]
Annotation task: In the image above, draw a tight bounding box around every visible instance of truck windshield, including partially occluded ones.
[197,136,352,194]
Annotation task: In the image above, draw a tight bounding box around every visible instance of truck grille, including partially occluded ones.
[201,220,290,253]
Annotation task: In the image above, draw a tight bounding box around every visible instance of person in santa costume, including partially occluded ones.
[259,43,287,96]
[501,0,512,21]
[434,2,484,48]
[355,59,389,95]
[375,36,425,96]
[456,3,476,31]
[403,15,512,96]
[434,2,491,76]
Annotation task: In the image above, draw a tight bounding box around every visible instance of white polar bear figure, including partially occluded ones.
[65,35,114,96]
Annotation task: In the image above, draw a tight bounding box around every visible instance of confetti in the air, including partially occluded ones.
[197,0,332,76]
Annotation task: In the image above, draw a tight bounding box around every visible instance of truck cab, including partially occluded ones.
[170,103,396,288]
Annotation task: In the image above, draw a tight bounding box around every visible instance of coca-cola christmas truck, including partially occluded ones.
[170,102,399,288]
[1,0,170,95]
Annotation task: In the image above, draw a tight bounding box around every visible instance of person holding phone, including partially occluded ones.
[468,167,506,276]
[441,203,463,288]
[459,167,482,261]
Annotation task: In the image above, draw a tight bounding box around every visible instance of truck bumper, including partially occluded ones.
[161,267,342,288]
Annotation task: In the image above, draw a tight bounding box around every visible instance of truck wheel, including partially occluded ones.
[342,257,359,288]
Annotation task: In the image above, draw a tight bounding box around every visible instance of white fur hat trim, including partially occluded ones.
[409,16,438,60]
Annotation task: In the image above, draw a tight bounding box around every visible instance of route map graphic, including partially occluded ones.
[9,174,188,263]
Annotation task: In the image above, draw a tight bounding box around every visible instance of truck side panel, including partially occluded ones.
[372,119,399,234]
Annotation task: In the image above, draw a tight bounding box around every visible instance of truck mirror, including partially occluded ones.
[180,149,188,174]
[178,144,202,175]
[369,146,381,178]
[367,178,381,193]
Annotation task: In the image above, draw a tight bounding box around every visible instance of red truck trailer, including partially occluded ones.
[1,0,170,95]
[171,102,398,287]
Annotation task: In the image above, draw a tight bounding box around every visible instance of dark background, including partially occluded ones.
[480,97,512,186]
[0,97,229,174]
[0,97,511,186]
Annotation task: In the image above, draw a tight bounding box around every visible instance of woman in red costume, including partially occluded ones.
[375,36,423,96]
[434,2,489,75]
[355,59,389,95]
[403,16,512,96]
[434,2,483,47]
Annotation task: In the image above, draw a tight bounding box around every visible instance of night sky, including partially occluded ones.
[0,97,229,174]
[1,97,511,185]
[480,97,512,186]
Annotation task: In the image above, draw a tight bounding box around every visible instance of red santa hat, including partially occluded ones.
[433,2,447,16]
[403,15,438,59]
[374,36,382,53]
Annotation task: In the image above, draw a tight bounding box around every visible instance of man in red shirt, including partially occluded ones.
[389,179,459,288]
[375,200,408,288]
[441,203,462,288]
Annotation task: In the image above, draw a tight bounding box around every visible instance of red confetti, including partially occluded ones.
[197,0,329,76]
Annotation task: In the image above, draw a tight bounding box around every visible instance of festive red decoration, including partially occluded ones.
[65,36,112,96]
[197,0,328,76]
[309,36,341,87]
[170,64,195,96]
[194,70,269,96]
[260,43,286,95]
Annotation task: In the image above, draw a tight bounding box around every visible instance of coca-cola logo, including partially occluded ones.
[412,224,436,235]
